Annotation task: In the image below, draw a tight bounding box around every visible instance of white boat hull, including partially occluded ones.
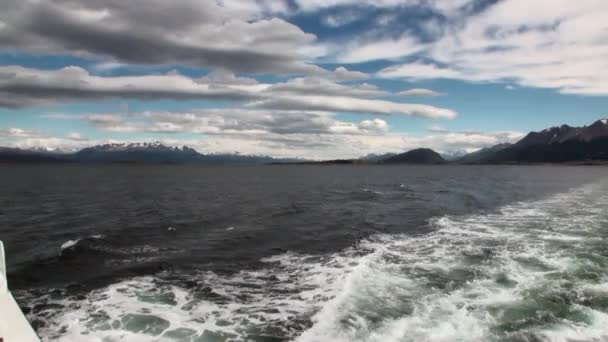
[0,241,40,341]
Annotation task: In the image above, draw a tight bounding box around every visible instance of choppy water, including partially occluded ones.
[1,164,607,341]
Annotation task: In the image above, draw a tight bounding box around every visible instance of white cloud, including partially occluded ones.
[263,76,385,98]
[427,125,448,133]
[39,113,83,120]
[248,95,457,119]
[0,65,456,120]
[398,88,444,97]
[336,36,425,63]
[87,114,139,133]
[330,67,369,81]
[0,127,92,151]
[87,110,391,136]
[377,0,608,95]
[358,119,389,133]
[293,0,471,14]
[92,61,126,72]
[323,9,363,27]
[4,127,33,137]
[378,62,461,79]
[0,0,321,74]
[66,132,85,140]
[0,65,265,108]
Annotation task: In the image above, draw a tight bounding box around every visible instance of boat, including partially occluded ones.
[0,241,40,341]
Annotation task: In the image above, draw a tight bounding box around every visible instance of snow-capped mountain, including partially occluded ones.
[80,142,197,153]
[74,142,203,162]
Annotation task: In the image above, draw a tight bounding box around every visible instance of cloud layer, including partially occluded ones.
[0,65,456,119]
[0,0,321,74]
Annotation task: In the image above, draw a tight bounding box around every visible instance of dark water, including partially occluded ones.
[1,164,607,341]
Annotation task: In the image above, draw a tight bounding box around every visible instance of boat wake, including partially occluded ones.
[21,181,608,341]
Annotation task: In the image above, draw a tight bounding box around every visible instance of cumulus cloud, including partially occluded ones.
[0,0,321,74]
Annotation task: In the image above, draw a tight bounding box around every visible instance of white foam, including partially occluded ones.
[297,181,608,342]
[27,249,363,341]
[60,239,80,250]
[59,234,105,251]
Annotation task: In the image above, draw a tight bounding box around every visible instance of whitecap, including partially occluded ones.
[60,239,80,250]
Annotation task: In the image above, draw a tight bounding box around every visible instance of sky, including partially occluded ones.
[0,0,607,159]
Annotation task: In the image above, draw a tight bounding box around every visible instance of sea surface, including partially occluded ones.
[1,164,607,342]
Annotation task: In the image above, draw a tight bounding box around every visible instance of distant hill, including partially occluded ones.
[0,147,71,163]
[0,142,299,165]
[464,119,608,163]
[360,153,397,162]
[440,150,469,161]
[382,148,445,164]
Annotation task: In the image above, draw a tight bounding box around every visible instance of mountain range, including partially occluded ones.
[0,142,301,164]
[459,118,608,163]
[1,119,607,164]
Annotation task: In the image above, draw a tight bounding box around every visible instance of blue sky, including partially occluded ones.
[0,0,607,158]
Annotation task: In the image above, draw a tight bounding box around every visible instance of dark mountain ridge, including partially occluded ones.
[456,143,513,163]
[0,147,71,163]
[461,119,608,163]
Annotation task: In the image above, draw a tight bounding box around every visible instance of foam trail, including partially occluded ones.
[297,182,608,342]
